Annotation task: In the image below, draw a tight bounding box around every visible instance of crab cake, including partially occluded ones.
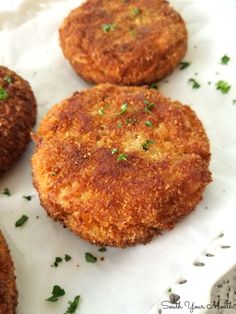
[59,0,187,86]
[0,231,17,314]
[0,66,37,176]
[32,84,211,247]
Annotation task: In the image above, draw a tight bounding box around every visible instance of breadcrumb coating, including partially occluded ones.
[32,84,211,247]
[0,231,17,314]
[59,0,187,85]
[0,66,36,176]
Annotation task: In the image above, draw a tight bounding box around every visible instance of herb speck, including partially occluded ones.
[46,285,65,302]
[64,295,80,314]
[102,23,116,33]
[15,215,28,227]
[142,139,155,151]
[4,76,13,84]
[216,80,231,94]
[179,61,191,70]
[2,187,11,196]
[98,247,107,252]
[23,195,32,201]
[145,121,153,127]
[0,87,8,100]
[189,78,201,89]
[132,7,141,17]
[65,254,72,262]
[221,55,230,65]
[117,153,128,161]
[111,148,118,155]
[85,252,97,263]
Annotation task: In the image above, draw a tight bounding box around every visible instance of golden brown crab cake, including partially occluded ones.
[0,66,37,176]
[0,230,17,314]
[32,84,211,247]
[59,0,187,85]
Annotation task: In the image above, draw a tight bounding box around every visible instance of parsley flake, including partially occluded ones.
[221,55,230,65]
[132,7,141,17]
[46,285,65,302]
[64,295,80,314]
[98,108,105,116]
[2,187,11,196]
[0,87,8,101]
[144,100,155,113]
[117,122,122,128]
[149,83,158,90]
[189,78,201,89]
[145,121,153,127]
[102,23,116,33]
[117,103,128,115]
[216,80,231,94]
[179,61,191,70]
[142,140,155,151]
[111,148,118,155]
[65,254,72,262]
[4,75,13,84]
[85,252,97,263]
[52,257,63,267]
[98,247,107,252]
[15,215,28,227]
[22,195,32,201]
[117,153,128,161]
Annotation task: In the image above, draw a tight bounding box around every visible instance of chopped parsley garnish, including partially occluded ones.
[53,257,63,267]
[117,153,128,161]
[22,195,32,201]
[188,78,201,89]
[132,7,141,17]
[117,122,122,128]
[221,55,230,65]
[0,87,8,101]
[102,23,116,33]
[144,99,155,113]
[2,187,11,196]
[15,215,28,227]
[64,295,80,314]
[46,285,65,302]
[65,254,72,262]
[98,247,107,252]
[111,148,118,155]
[179,61,191,70]
[98,108,105,116]
[142,140,155,151]
[149,83,158,90]
[4,75,13,84]
[117,103,128,115]
[85,252,97,263]
[145,120,153,127]
[216,80,231,94]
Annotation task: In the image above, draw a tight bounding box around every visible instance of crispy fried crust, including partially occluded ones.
[59,0,187,85]
[32,84,211,247]
[0,66,37,176]
[0,231,17,314]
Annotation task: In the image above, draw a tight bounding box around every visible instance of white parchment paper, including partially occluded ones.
[0,1,236,313]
